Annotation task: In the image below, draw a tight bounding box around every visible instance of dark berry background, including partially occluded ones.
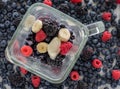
[0,0,120,89]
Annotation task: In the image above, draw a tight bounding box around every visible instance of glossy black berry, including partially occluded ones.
[42,17,59,36]
[80,46,94,61]
[57,3,70,14]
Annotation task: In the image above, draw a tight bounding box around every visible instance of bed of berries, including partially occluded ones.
[0,0,120,89]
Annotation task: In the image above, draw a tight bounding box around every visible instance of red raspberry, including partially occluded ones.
[102,12,111,21]
[60,42,73,55]
[35,30,47,42]
[31,76,41,88]
[112,70,120,80]
[102,31,112,42]
[70,0,83,4]
[116,0,120,4]
[20,67,28,75]
[70,71,80,81]
[43,0,52,6]
[92,59,102,68]
[21,45,33,57]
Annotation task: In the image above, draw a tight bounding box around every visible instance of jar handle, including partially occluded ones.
[87,21,105,36]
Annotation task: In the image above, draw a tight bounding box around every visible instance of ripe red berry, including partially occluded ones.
[21,45,33,57]
[102,12,111,21]
[35,30,47,42]
[102,31,112,42]
[116,0,120,4]
[60,42,73,55]
[70,71,80,81]
[20,67,28,75]
[70,0,83,4]
[43,0,52,6]
[112,70,120,80]
[92,59,102,68]
[31,76,41,88]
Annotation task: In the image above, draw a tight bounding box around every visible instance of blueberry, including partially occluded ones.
[7,13,12,19]
[86,15,91,21]
[96,42,101,47]
[26,0,32,6]
[0,40,7,48]
[105,55,111,60]
[96,15,102,21]
[111,53,116,59]
[44,37,52,43]
[12,12,19,18]
[5,20,11,28]
[16,5,21,11]
[2,9,7,15]
[10,26,16,32]
[0,24,5,29]
[86,3,92,9]
[111,82,117,88]
[105,22,111,29]
[11,2,17,9]
[7,64,13,71]
[20,8,25,14]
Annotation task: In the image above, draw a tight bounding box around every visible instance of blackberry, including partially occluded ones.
[80,46,94,61]
[75,6,88,15]
[57,3,70,14]
[8,73,26,88]
[42,17,59,36]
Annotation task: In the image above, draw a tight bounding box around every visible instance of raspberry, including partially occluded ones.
[20,67,28,75]
[116,0,120,4]
[43,0,52,6]
[71,0,83,4]
[60,42,73,55]
[70,71,80,81]
[31,76,41,88]
[42,17,59,36]
[92,59,102,68]
[102,31,112,42]
[21,45,33,57]
[35,30,47,42]
[102,12,111,21]
[112,70,120,80]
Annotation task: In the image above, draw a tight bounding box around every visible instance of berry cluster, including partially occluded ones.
[21,17,75,67]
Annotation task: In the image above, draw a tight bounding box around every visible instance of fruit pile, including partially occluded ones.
[21,16,75,67]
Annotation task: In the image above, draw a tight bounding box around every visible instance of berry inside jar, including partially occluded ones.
[20,15,75,68]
